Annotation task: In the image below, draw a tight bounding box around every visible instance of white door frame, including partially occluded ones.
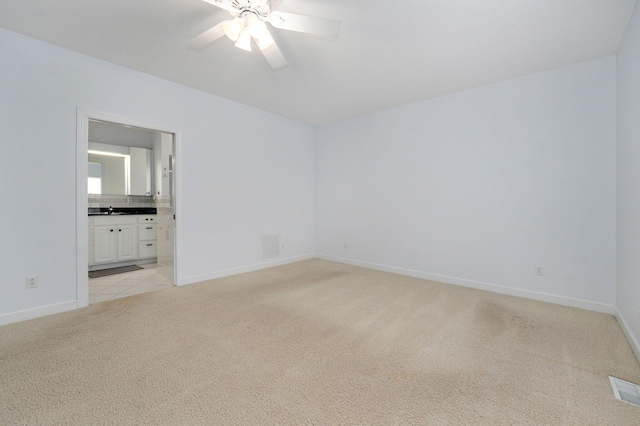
[76,108,181,308]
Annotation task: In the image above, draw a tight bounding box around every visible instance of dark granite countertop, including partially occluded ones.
[88,207,157,216]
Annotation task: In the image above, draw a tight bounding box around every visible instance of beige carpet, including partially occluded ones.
[2,259,640,425]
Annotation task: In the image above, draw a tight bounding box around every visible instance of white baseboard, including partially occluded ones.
[316,254,615,314]
[1,254,616,331]
[614,306,640,362]
[0,300,78,327]
[181,254,315,286]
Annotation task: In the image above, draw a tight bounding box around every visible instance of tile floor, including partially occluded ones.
[89,263,173,304]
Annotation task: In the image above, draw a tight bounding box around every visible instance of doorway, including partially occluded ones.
[76,109,179,307]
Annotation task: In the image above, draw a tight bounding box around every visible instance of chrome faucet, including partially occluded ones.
[107,206,114,215]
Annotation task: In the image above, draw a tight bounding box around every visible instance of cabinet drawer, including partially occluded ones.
[138,241,157,258]
[138,215,157,224]
[138,224,157,241]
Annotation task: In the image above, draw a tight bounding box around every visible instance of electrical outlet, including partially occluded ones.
[535,266,544,277]
[26,276,38,289]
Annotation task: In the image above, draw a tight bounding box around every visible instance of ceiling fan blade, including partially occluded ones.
[202,0,232,11]
[188,22,227,50]
[260,41,287,70]
[268,11,340,37]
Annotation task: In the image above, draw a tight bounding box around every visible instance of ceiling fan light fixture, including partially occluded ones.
[253,32,275,50]
[194,0,341,70]
[223,17,245,41]
[247,16,274,49]
[235,29,252,51]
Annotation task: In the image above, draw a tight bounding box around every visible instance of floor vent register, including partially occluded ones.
[609,376,640,407]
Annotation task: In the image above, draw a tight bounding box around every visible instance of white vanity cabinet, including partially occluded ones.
[92,216,138,265]
[137,215,157,259]
[89,214,157,270]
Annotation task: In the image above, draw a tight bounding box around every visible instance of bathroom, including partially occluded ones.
[87,120,175,303]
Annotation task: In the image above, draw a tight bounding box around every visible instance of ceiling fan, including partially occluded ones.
[189,0,341,69]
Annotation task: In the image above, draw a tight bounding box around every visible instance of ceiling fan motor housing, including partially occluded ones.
[228,0,281,19]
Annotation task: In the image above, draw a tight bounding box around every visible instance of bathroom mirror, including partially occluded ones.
[88,143,153,195]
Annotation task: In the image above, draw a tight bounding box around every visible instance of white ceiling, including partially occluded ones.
[0,0,636,125]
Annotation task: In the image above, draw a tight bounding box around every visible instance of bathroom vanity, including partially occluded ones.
[88,209,157,271]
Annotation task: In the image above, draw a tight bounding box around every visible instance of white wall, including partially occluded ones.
[316,56,617,309]
[0,28,315,322]
[616,2,640,353]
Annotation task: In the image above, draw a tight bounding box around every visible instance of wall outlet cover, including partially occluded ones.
[26,276,38,288]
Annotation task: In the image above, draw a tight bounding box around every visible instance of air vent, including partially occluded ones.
[262,234,280,259]
[609,376,640,407]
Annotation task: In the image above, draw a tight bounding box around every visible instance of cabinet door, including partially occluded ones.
[117,224,138,261]
[94,226,117,264]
